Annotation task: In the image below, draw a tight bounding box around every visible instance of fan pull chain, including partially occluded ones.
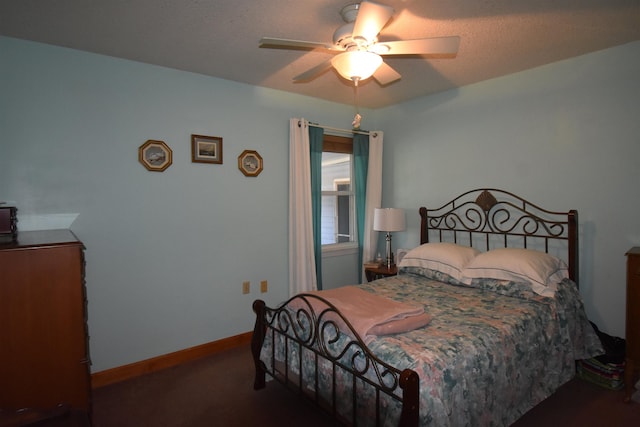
[352,78,362,130]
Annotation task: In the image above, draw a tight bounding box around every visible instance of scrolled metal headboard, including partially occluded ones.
[419,188,579,284]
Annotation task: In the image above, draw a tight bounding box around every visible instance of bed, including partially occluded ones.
[251,188,604,426]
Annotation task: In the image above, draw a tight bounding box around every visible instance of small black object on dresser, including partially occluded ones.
[0,205,18,242]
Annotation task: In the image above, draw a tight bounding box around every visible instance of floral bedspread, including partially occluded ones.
[260,272,603,426]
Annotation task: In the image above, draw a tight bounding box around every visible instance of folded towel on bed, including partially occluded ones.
[300,285,431,344]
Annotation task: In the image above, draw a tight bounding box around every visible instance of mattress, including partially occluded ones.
[261,271,603,426]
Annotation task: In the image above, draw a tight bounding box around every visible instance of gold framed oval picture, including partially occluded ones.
[238,150,263,177]
[139,140,173,172]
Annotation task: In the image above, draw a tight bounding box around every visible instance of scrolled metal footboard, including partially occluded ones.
[252,295,419,427]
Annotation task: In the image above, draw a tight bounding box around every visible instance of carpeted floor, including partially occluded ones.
[92,344,640,426]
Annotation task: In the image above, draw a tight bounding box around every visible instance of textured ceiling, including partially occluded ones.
[1,0,639,108]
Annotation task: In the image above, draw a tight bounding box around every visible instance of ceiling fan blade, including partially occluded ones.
[259,37,339,52]
[352,1,394,42]
[374,36,460,56]
[373,61,401,85]
[293,59,334,82]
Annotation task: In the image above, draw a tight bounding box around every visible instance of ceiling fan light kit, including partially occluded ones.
[331,50,382,82]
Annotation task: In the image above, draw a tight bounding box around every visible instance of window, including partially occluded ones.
[320,135,355,248]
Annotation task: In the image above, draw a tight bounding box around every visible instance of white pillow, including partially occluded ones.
[460,248,568,297]
[399,242,480,281]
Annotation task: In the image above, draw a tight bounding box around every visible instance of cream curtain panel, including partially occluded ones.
[288,118,317,295]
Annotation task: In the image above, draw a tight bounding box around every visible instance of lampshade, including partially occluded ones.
[373,208,406,232]
[331,51,383,81]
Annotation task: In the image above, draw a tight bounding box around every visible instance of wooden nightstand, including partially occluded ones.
[365,264,398,282]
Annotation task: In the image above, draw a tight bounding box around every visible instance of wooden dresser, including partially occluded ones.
[0,230,91,419]
[625,247,640,402]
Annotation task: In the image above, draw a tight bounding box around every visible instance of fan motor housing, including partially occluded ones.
[333,23,355,48]
[334,3,362,49]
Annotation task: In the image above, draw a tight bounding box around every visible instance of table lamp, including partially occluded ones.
[373,208,406,269]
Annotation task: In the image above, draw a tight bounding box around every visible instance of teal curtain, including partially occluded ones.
[353,133,369,283]
[309,126,324,289]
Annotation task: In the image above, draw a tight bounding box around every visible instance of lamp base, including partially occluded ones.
[385,232,393,269]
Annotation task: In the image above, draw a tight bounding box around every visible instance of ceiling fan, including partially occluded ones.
[259,1,460,86]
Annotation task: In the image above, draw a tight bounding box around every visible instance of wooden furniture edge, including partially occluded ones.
[91,331,252,389]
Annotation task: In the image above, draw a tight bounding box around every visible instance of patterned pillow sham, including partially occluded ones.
[460,248,568,297]
[398,242,480,282]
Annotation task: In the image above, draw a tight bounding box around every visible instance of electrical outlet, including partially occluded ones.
[260,280,268,293]
[242,281,250,294]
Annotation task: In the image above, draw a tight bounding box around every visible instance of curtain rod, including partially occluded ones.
[299,120,374,137]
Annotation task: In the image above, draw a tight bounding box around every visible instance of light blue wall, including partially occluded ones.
[2,36,638,372]
[0,36,368,371]
[374,41,640,338]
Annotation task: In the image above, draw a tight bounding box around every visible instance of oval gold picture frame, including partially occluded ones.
[139,140,173,172]
[238,150,263,177]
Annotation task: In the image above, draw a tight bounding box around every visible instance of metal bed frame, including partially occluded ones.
[251,188,578,426]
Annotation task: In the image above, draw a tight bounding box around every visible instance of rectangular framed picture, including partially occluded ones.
[191,134,223,164]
